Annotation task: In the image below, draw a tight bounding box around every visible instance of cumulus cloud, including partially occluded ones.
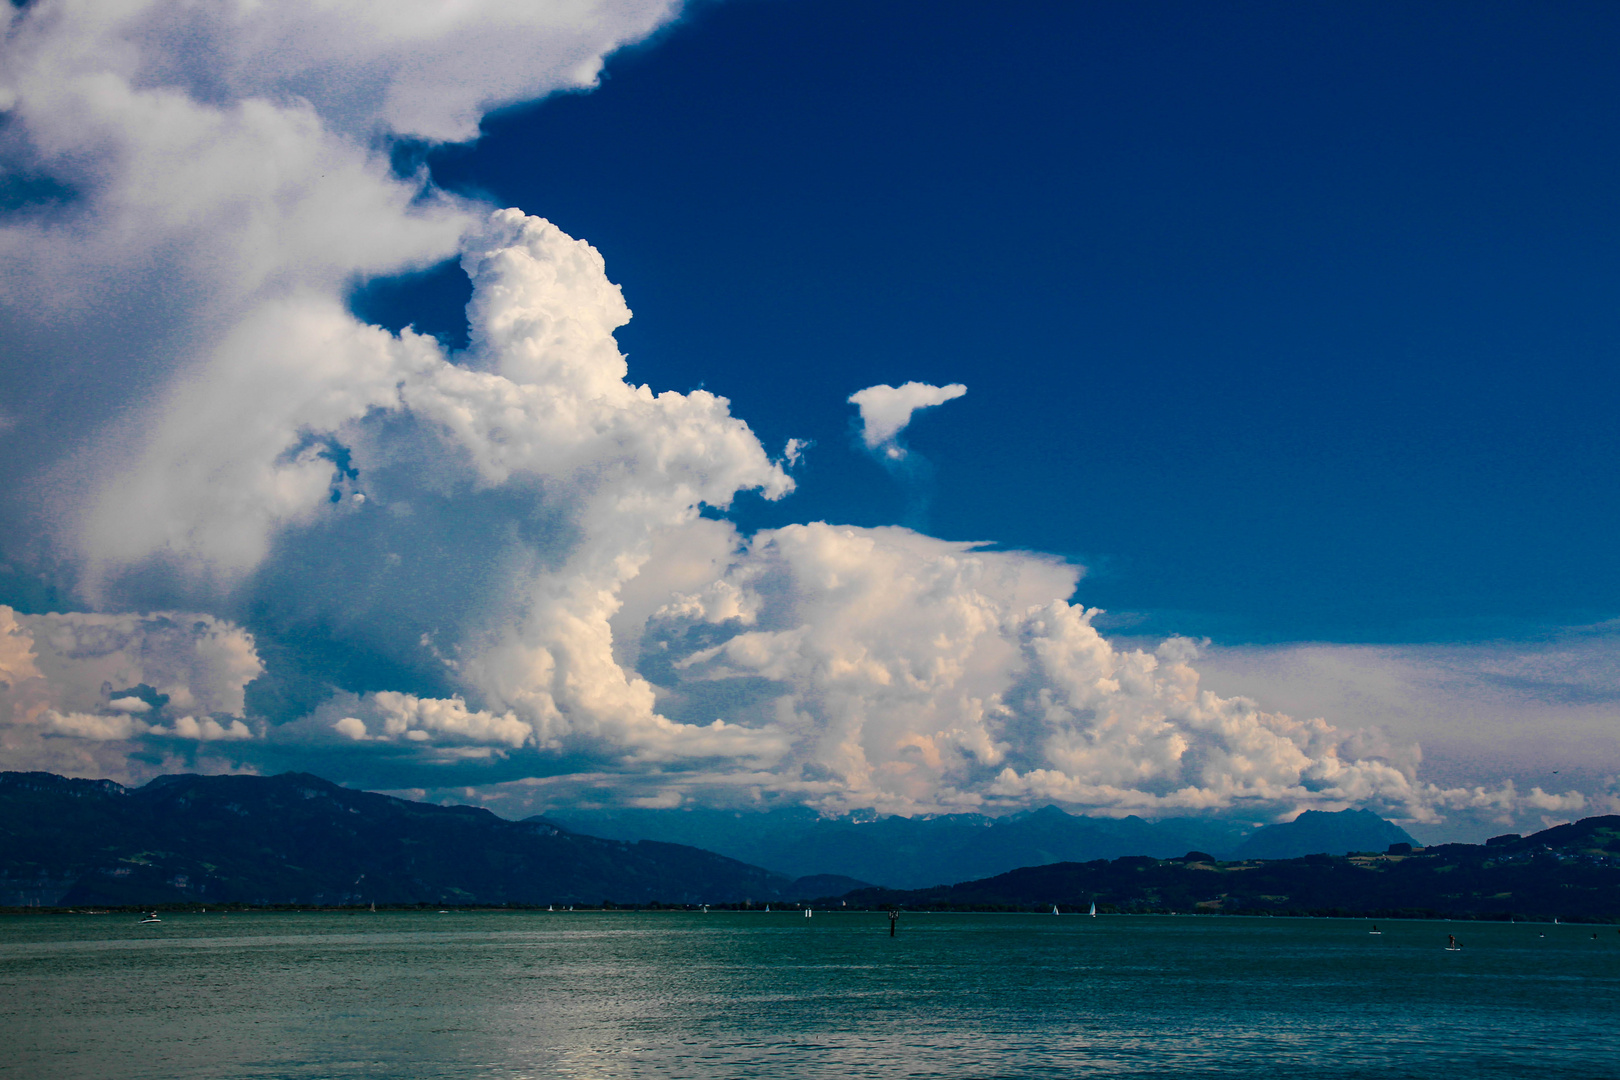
[1194,637,1620,838]
[0,0,684,582]
[0,0,1590,835]
[630,523,1555,823]
[848,381,967,459]
[0,605,262,781]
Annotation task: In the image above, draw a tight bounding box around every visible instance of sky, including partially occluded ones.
[1,0,1617,842]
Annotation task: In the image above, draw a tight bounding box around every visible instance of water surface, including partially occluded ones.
[2,911,1615,1078]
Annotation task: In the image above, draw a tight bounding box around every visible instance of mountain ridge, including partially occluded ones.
[545,804,1421,887]
[833,816,1620,921]
[0,771,858,907]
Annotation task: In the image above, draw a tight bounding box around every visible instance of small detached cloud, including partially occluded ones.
[848,381,967,459]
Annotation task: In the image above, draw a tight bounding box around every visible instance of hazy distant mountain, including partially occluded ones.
[1230,809,1419,860]
[840,815,1620,921]
[0,771,843,907]
[545,805,1255,888]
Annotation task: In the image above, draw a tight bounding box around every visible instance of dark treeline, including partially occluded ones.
[837,816,1620,923]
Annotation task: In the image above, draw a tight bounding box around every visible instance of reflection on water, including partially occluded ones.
[1,912,1616,1079]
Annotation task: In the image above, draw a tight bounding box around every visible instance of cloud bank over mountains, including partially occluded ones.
[0,1,1597,832]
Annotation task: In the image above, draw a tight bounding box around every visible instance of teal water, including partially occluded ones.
[1,912,1616,1078]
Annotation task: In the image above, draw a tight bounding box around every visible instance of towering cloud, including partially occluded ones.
[0,1,1591,831]
[0,0,682,551]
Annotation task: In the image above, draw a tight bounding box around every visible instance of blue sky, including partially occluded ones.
[357,0,1620,645]
[3,0,1617,838]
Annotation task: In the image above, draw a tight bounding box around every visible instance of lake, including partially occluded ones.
[1,911,1615,1078]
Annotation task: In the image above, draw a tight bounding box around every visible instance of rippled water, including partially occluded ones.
[2,911,1617,1078]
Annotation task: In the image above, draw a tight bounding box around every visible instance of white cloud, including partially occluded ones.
[642,523,1513,822]
[7,607,262,717]
[333,716,371,742]
[370,692,530,749]
[0,0,1599,836]
[42,710,150,742]
[848,381,967,456]
[0,0,685,588]
[0,605,263,781]
[1193,637,1620,836]
[161,715,255,742]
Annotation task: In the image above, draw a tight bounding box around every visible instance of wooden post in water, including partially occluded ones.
[889,910,898,937]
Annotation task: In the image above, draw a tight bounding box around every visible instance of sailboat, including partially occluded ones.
[1088,902,1097,918]
[1052,905,1060,915]
[804,908,813,918]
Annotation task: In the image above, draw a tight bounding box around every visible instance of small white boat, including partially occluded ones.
[1088,902,1097,918]
[1369,925,1381,935]
[139,913,161,924]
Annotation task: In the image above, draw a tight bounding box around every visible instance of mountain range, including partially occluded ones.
[546,804,1420,888]
[841,817,1620,921]
[0,769,1445,909]
[0,771,860,907]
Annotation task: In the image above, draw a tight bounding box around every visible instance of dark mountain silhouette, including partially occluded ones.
[545,804,1255,888]
[0,771,855,907]
[1230,808,1418,860]
[836,816,1620,921]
